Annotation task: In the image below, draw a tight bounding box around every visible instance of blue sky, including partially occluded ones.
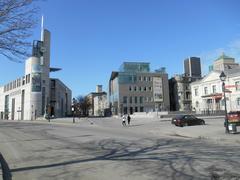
[1,0,240,96]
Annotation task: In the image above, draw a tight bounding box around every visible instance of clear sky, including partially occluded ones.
[1,0,240,97]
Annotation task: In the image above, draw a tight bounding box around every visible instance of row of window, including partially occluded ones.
[4,74,31,92]
[119,75,153,84]
[194,81,240,96]
[123,106,144,114]
[195,97,240,108]
[129,86,152,92]
[123,96,153,104]
[194,85,217,96]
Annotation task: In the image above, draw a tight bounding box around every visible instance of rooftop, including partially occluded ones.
[215,53,234,61]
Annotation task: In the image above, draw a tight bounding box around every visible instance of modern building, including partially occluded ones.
[169,57,202,111]
[191,54,240,114]
[109,62,170,115]
[87,85,108,116]
[0,27,72,120]
[184,57,202,78]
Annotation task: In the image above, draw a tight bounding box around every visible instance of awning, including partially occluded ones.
[201,93,222,99]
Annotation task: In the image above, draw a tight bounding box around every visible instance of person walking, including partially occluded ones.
[127,114,131,125]
[122,115,126,126]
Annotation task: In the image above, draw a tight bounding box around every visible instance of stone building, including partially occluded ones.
[169,57,202,111]
[0,27,72,120]
[87,85,108,116]
[191,54,240,114]
[109,62,170,115]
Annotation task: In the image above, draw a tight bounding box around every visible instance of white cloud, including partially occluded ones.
[198,39,240,75]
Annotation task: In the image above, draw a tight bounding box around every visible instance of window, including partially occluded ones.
[196,101,199,108]
[237,98,240,106]
[148,97,152,102]
[123,96,127,104]
[144,87,147,91]
[145,97,148,102]
[143,76,146,81]
[134,96,138,104]
[13,80,16,89]
[134,86,137,91]
[138,76,142,81]
[124,107,128,114]
[139,96,143,104]
[204,87,208,95]
[135,107,138,112]
[133,76,137,82]
[22,76,25,85]
[129,86,132,91]
[148,77,151,81]
[140,107,144,112]
[212,85,216,93]
[148,87,152,91]
[139,86,142,91]
[26,74,30,84]
[129,96,132,104]
[194,88,198,96]
[235,81,240,91]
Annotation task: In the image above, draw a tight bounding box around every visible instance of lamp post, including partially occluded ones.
[219,71,229,133]
[72,98,76,123]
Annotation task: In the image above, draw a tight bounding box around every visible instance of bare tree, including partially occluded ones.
[75,95,92,117]
[0,0,39,62]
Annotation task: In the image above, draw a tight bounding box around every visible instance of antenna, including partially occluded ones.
[41,15,44,41]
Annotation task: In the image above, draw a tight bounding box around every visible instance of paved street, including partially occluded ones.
[0,117,240,180]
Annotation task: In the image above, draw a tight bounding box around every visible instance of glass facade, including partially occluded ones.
[119,62,150,73]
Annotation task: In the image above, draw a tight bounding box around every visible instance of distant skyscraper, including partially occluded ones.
[184,57,201,78]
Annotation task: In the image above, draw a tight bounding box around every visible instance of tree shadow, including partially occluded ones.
[9,138,240,179]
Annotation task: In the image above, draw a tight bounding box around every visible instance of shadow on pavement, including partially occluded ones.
[10,138,240,179]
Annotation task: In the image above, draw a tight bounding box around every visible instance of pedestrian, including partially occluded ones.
[127,114,131,125]
[122,115,126,126]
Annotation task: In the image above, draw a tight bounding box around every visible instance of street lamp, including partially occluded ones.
[72,98,76,123]
[219,71,229,133]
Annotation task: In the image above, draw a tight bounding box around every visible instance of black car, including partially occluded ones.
[171,115,205,127]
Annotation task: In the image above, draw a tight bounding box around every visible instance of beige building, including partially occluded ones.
[0,27,72,120]
[210,53,239,72]
[87,85,108,116]
[191,54,240,114]
[109,62,170,115]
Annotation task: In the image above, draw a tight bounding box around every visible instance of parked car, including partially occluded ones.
[227,111,240,126]
[171,115,205,127]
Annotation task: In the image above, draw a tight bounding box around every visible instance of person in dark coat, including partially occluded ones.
[127,114,131,125]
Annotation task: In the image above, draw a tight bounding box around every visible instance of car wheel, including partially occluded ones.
[201,121,205,125]
[183,122,188,127]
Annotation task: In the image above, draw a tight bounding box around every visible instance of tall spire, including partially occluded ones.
[41,15,44,41]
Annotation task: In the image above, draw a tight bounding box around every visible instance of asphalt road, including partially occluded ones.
[0,117,240,180]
